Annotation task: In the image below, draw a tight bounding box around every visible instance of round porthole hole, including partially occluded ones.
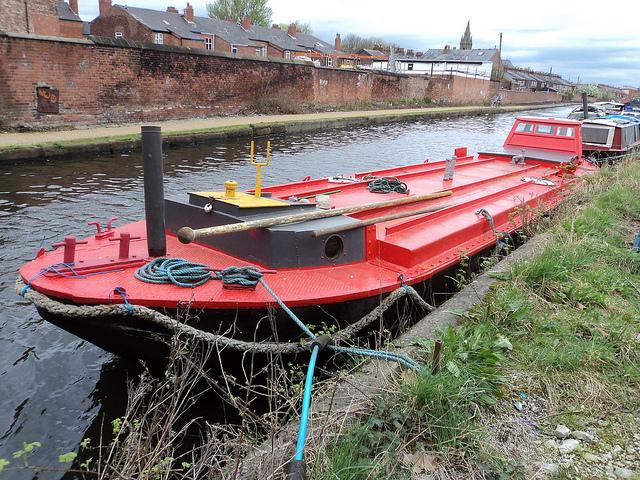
[324,235,344,260]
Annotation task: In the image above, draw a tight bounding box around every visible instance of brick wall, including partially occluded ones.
[59,20,84,39]
[499,89,563,104]
[0,33,316,129]
[0,33,560,130]
[425,75,492,104]
[0,0,59,36]
[91,7,156,43]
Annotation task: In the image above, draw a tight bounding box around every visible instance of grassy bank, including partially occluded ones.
[313,158,640,479]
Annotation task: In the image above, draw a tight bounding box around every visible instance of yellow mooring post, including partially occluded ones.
[250,140,271,198]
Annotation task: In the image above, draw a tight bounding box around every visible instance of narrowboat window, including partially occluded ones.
[582,126,610,145]
[536,125,555,135]
[515,123,534,133]
[556,127,575,137]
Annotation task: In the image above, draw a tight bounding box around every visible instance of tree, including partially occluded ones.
[341,33,394,52]
[207,0,272,27]
[575,84,602,98]
[279,21,312,34]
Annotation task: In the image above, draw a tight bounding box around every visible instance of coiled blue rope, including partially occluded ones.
[134,258,212,288]
[133,259,423,471]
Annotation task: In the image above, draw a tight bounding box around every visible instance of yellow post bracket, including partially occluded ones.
[250,140,271,198]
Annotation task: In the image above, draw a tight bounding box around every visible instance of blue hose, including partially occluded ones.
[294,344,320,462]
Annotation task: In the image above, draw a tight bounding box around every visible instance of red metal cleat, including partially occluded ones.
[88,217,119,239]
[52,236,89,264]
[109,232,141,259]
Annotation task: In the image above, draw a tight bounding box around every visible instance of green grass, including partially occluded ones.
[315,323,510,479]
[0,125,253,153]
[315,158,640,478]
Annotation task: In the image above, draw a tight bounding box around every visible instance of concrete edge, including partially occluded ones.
[0,104,564,163]
[236,232,551,479]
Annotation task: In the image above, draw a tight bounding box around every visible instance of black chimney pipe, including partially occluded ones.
[582,92,588,120]
[141,126,166,257]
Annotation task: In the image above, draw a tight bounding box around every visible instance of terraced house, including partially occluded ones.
[90,1,344,67]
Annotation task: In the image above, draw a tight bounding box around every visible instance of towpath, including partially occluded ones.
[0,104,564,161]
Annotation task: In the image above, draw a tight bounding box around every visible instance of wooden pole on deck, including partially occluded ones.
[177,190,453,243]
[311,203,452,237]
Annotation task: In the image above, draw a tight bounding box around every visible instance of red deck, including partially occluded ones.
[20,152,596,311]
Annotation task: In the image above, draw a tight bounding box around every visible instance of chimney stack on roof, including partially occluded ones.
[183,2,194,22]
[334,33,341,51]
[99,0,112,17]
[287,23,297,38]
[69,0,79,14]
[443,44,451,53]
[241,16,251,30]
[166,6,179,13]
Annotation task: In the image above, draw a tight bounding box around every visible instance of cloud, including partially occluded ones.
[76,0,640,85]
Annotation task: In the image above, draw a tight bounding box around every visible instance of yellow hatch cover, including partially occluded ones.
[190,191,291,208]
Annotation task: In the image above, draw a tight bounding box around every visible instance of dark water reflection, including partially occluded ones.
[0,106,571,477]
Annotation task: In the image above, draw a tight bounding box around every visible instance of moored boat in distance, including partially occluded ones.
[581,115,640,160]
[568,103,607,120]
[17,117,597,365]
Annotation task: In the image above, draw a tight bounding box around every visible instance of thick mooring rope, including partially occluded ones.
[15,277,432,355]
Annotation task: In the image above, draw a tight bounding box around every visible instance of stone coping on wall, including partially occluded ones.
[0,30,410,78]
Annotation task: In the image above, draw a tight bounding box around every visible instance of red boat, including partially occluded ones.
[17,117,596,363]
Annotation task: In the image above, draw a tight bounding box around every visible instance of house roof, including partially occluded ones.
[504,68,573,87]
[394,48,498,63]
[192,16,262,46]
[116,5,203,41]
[57,0,82,22]
[359,48,385,56]
[114,5,338,53]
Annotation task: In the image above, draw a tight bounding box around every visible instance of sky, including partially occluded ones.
[76,0,640,87]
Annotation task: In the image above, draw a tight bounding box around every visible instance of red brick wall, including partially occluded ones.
[312,69,419,104]
[91,7,155,43]
[313,69,374,104]
[426,75,492,104]
[0,0,59,36]
[0,33,558,130]
[0,33,316,129]
[499,89,563,104]
[59,20,84,39]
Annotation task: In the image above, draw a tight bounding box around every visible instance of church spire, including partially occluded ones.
[460,20,472,50]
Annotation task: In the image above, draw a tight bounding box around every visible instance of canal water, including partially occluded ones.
[0,105,572,476]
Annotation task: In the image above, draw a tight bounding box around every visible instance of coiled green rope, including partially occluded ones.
[367,176,408,194]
